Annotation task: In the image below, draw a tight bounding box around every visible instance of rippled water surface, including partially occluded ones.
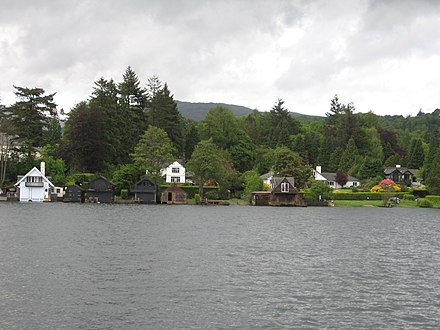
[0,203,439,329]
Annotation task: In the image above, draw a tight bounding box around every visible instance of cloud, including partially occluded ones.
[1,0,439,116]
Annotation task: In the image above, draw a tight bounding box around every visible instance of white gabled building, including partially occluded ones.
[15,162,54,202]
[161,160,186,184]
[313,165,360,189]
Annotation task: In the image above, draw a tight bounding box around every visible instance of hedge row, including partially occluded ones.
[425,195,440,207]
[332,192,407,200]
[158,185,219,199]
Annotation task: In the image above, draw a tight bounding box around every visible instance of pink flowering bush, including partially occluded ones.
[371,179,401,192]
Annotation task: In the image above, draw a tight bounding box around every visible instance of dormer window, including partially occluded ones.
[281,182,289,192]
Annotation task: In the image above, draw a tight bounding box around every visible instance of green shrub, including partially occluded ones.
[425,195,440,207]
[120,189,128,199]
[403,194,416,201]
[332,192,406,200]
[205,190,220,200]
[417,198,433,208]
[194,194,201,204]
[158,185,219,199]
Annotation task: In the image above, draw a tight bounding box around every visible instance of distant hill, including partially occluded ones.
[175,100,325,123]
[176,101,254,121]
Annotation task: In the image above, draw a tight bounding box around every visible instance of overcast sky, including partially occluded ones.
[1,0,440,116]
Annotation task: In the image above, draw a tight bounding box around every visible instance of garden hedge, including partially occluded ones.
[332,192,407,200]
[158,185,219,199]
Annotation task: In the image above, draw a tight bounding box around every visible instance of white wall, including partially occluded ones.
[163,161,186,183]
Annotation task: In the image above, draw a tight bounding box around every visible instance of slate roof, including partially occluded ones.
[271,176,295,188]
[384,167,417,176]
[260,172,274,180]
[320,172,359,182]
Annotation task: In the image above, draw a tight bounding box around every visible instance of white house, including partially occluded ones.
[313,166,360,189]
[161,161,186,184]
[15,162,54,202]
[260,172,274,187]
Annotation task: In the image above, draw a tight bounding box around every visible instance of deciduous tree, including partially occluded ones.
[187,139,226,196]
[131,126,176,184]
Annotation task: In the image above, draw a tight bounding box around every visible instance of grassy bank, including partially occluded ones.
[334,199,418,208]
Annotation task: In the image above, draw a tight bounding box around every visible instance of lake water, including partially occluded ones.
[0,203,439,329]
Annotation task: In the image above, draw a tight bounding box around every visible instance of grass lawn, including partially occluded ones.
[334,199,418,208]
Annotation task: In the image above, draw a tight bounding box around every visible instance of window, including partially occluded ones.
[26,176,42,183]
[328,181,334,186]
[281,182,289,192]
[171,177,180,183]
[172,167,180,173]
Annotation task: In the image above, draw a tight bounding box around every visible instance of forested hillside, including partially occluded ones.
[1,66,440,196]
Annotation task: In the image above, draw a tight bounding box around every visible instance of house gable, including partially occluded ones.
[271,177,297,194]
[15,167,54,187]
[131,177,156,193]
[88,176,114,192]
[161,160,186,183]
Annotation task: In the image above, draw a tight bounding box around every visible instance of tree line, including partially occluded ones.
[1,66,440,196]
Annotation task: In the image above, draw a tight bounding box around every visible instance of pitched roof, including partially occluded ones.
[15,167,54,187]
[320,172,359,182]
[384,167,418,175]
[260,172,274,179]
[271,176,295,189]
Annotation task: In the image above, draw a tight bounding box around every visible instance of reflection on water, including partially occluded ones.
[0,203,439,329]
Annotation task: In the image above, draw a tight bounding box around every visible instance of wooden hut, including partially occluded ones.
[251,176,306,206]
[64,185,85,203]
[161,185,187,204]
[130,177,157,204]
[87,176,115,203]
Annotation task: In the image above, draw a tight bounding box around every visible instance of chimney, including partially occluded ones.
[40,161,46,177]
[316,165,322,173]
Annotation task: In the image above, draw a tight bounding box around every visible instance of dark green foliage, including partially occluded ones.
[194,193,201,204]
[424,143,440,194]
[65,172,97,189]
[149,84,185,154]
[111,164,139,195]
[204,190,220,200]
[268,99,301,147]
[8,86,57,147]
[403,194,416,200]
[131,126,176,184]
[60,103,106,172]
[309,181,333,201]
[120,189,129,199]
[358,157,383,180]
[407,137,425,169]
[332,192,406,200]
[339,138,358,172]
[199,106,255,172]
[90,77,127,165]
[158,185,218,199]
[38,145,66,185]
[272,146,312,188]
[243,170,264,202]
[183,121,200,162]
[198,106,242,149]
[417,198,433,208]
[44,115,62,146]
[187,139,226,196]
[425,195,440,207]
[118,66,148,154]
